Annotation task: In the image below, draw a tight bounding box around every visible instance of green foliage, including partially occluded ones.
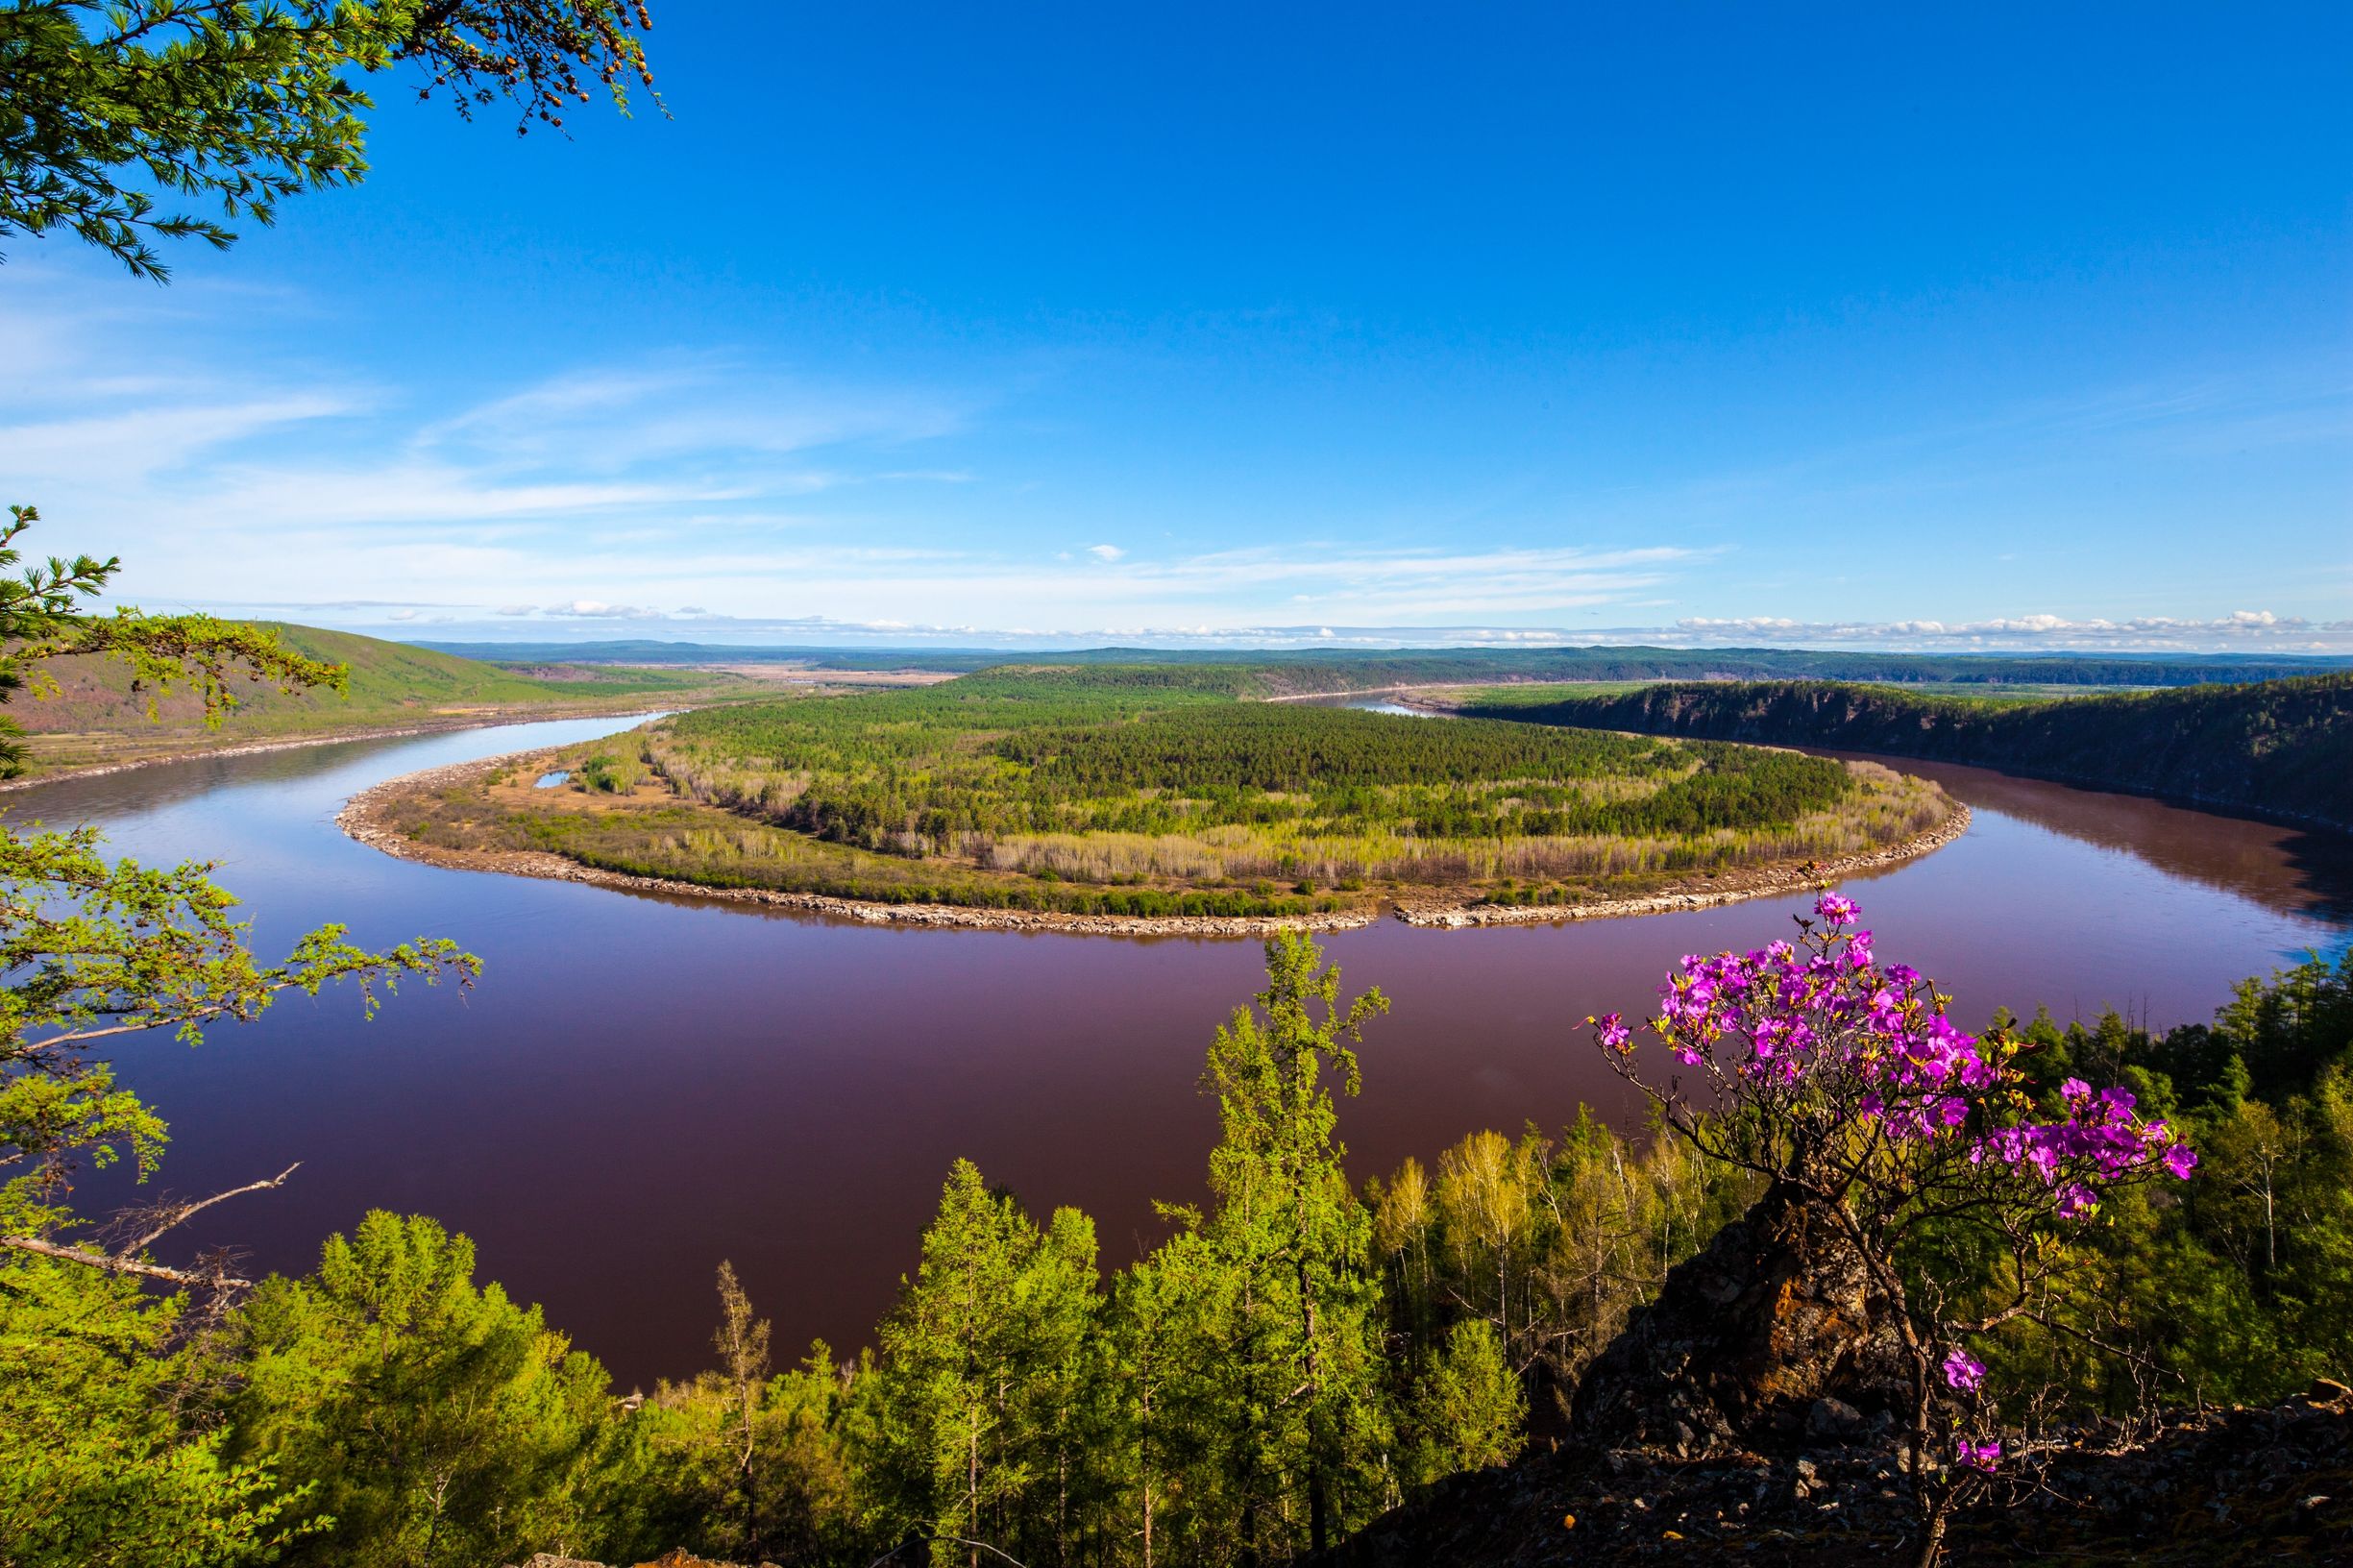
[1163,933,1397,1557]
[452,669,1928,915]
[12,615,738,774]
[1986,951,2353,1411]
[230,1212,627,1568]
[1465,674,2353,830]
[1396,1320,1524,1486]
[1367,1110,1755,1426]
[0,0,654,280]
[0,1257,315,1567]
[0,511,474,1278]
[0,507,348,776]
[861,1160,1109,1562]
[630,1335,864,1566]
[0,817,476,1248]
[660,672,1851,851]
[0,514,488,1561]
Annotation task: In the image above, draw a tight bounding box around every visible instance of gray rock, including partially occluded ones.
[1568,1181,1909,1454]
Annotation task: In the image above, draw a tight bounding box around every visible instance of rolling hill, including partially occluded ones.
[7,623,748,778]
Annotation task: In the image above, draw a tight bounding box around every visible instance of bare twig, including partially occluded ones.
[1,1162,301,1291]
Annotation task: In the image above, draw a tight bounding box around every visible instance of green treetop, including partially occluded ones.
[1,0,657,280]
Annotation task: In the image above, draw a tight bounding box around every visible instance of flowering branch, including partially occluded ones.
[1588,889,2196,1568]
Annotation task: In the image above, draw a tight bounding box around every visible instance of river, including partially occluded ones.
[24,712,2353,1388]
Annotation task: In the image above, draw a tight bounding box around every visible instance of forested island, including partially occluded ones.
[1451,674,2353,832]
[346,667,1956,925]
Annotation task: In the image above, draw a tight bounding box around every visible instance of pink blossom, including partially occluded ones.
[1955,1438,2001,1473]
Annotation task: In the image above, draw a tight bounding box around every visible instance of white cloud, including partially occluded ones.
[1085,544,1125,562]
[552,600,672,620]
[1671,611,2353,650]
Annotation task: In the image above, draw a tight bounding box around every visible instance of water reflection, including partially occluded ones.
[22,711,2350,1388]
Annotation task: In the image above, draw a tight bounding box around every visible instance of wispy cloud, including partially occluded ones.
[1672,610,2353,651]
[8,259,2338,645]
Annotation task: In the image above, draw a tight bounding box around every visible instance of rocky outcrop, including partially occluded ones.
[508,1553,766,1568]
[1311,1387,2353,1566]
[1568,1182,1911,1455]
[1311,1174,2353,1563]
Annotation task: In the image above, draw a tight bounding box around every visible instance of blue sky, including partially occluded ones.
[6,4,2348,649]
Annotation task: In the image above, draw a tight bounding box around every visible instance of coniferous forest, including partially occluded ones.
[1458,675,2353,832]
[372,671,1950,920]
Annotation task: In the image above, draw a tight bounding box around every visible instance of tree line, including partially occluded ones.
[1460,675,2353,832]
[12,917,2350,1565]
[650,675,1859,858]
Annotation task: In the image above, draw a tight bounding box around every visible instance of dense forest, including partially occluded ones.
[16,927,2349,1568]
[1457,674,2353,831]
[388,669,1949,918]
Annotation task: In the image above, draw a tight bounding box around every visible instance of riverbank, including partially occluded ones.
[338,746,1969,935]
[0,702,698,792]
[1450,675,2353,836]
[1390,798,1971,925]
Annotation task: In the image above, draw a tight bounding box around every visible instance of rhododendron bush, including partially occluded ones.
[1590,889,2197,1566]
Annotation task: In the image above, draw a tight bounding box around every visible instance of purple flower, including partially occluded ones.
[1815,891,1858,928]
[1942,1349,1987,1393]
[2060,1077,2092,1104]
[2164,1142,2198,1180]
[1955,1438,2001,1473]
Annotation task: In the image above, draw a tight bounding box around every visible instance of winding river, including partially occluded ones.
[27,712,2353,1388]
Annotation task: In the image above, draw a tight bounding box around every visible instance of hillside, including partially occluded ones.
[1452,674,2353,831]
[8,623,748,778]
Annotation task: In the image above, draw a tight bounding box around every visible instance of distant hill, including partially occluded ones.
[1453,675,2353,832]
[411,639,2353,690]
[10,623,739,777]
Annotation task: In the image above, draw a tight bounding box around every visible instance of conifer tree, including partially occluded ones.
[1173,931,1394,1560]
[867,1159,1106,1567]
[228,1212,623,1568]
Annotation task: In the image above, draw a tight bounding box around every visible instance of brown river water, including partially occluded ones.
[25,710,2352,1388]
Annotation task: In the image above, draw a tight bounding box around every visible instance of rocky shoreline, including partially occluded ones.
[338,747,1969,938]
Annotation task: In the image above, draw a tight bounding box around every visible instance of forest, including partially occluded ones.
[1455,674,2353,831]
[380,669,1951,919]
[13,920,2349,1568]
